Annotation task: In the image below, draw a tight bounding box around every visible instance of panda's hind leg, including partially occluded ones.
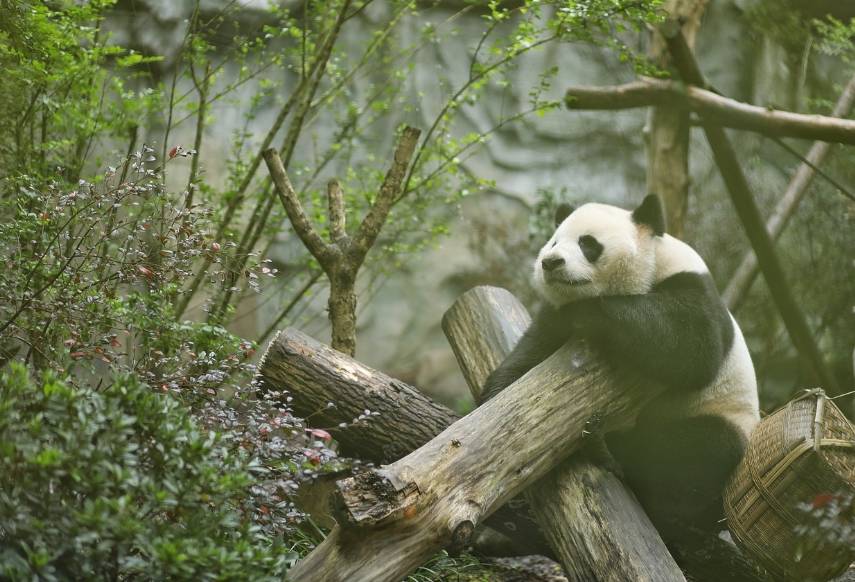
[606,415,746,541]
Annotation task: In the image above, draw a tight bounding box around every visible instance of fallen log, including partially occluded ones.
[259,328,457,463]
[258,327,551,555]
[443,286,685,582]
[285,317,667,580]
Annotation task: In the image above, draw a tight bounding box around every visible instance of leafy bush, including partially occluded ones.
[0,363,298,580]
[796,491,855,560]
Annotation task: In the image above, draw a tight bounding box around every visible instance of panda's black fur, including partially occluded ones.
[482,194,759,540]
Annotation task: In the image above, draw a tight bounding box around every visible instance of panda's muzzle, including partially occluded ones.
[541,256,590,286]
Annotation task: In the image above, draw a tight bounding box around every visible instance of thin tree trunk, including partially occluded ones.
[646,0,709,239]
[328,268,357,356]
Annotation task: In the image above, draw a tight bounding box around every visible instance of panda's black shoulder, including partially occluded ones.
[652,271,734,355]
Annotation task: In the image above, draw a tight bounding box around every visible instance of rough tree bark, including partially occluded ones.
[564,80,855,145]
[661,24,840,393]
[263,125,421,356]
[442,286,685,582]
[257,327,551,555]
[722,72,855,311]
[285,328,667,581]
[646,0,709,239]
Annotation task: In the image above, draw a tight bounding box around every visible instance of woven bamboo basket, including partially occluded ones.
[724,389,855,581]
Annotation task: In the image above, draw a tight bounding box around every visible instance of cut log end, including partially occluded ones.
[335,469,419,527]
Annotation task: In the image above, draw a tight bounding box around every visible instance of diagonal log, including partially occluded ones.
[564,79,855,145]
[443,286,685,582]
[723,72,855,311]
[257,327,551,555]
[661,24,840,394]
[284,318,670,581]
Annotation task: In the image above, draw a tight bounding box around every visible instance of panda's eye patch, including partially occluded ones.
[578,235,603,263]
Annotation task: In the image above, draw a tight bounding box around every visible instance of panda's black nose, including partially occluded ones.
[541,257,565,272]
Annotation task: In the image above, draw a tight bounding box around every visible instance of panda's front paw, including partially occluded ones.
[480,371,509,403]
[579,434,625,479]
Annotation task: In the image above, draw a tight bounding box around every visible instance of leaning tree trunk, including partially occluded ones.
[722,72,855,311]
[443,286,685,582]
[284,300,674,581]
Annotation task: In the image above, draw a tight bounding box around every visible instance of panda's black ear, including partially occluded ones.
[632,194,665,236]
[554,203,575,227]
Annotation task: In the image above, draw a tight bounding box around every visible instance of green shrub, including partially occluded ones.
[0,363,294,580]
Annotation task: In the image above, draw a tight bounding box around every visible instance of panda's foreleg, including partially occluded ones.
[480,305,572,403]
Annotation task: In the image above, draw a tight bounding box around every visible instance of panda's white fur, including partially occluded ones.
[534,202,759,437]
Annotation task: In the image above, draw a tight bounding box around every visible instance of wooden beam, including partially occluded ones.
[443,286,686,582]
[564,79,855,146]
[661,25,840,393]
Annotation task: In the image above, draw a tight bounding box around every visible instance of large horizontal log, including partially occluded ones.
[286,331,662,580]
[564,79,855,145]
[259,328,457,463]
[257,327,551,555]
[443,286,685,582]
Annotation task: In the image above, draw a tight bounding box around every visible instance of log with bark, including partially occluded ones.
[258,326,551,555]
[442,286,686,582]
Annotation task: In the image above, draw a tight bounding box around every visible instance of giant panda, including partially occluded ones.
[483,194,760,540]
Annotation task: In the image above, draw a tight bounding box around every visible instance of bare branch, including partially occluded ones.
[565,79,855,145]
[723,72,855,311]
[327,179,347,244]
[350,125,421,264]
[565,80,679,109]
[263,148,331,265]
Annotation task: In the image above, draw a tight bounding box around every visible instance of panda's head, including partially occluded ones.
[534,194,666,306]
